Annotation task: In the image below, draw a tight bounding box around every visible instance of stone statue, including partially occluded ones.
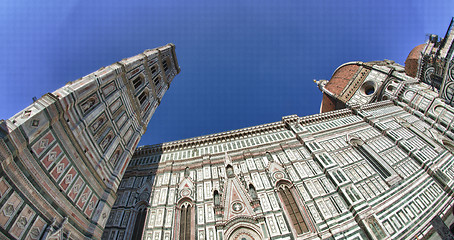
[226,165,234,178]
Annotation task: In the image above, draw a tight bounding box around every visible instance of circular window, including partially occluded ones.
[444,82,454,102]
[449,63,454,81]
[180,189,191,197]
[360,81,376,96]
[231,201,244,213]
[274,172,284,180]
[424,66,435,85]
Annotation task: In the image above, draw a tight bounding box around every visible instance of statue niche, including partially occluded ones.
[226,165,235,178]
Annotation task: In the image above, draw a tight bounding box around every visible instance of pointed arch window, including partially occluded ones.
[278,185,309,235]
[179,203,192,240]
[131,205,147,240]
[213,190,221,206]
[266,152,274,163]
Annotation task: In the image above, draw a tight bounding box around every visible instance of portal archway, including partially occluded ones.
[228,227,262,240]
[224,222,263,240]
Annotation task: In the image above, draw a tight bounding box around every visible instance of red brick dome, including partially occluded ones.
[320,62,361,113]
[325,63,360,95]
[405,44,426,78]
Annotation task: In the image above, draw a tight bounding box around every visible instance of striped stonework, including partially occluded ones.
[107,53,454,239]
[0,44,180,239]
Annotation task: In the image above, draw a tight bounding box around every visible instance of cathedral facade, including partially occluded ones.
[2,18,454,240]
[0,44,180,239]
[102,19,454,240]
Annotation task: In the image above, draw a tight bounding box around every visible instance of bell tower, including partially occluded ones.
[0,44,180,239]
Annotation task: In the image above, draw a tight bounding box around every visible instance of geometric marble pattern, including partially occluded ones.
[105,35,454,239]
[0,43,180,239]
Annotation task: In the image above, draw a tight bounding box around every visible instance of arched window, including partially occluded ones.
[278,185,309,235]
[131,206,147,239]
[442,139,454,152]
[213,190,220,206]
[179,203,192,240]
[266,152,274,163]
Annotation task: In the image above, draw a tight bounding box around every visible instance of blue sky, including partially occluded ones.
[0,1,453,146]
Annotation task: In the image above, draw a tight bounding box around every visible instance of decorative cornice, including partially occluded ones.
[135,121,287,155]
[358,99,395,111]
[299,108,352,126]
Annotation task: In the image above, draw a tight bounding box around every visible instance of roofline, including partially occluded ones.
[331,61,363,78]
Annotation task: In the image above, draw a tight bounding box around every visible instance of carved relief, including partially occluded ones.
[68,176,85,202]
[31,119,40,127]
[3,204,14,217]
[85,194,99,218]
[100,131,114,151]
[79,94,99,115]
[21,110,32,119]
[110,146,122,167]
[226,226,263,240]
[90,113,106,134]
[29,228,41,239]
[443,82,454,102]
[0,192,23,229]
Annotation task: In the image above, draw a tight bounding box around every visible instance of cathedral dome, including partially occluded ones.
[325,63,361,95]
[320,93,337,113]
[405,43,426,78]
[319,62,361,113]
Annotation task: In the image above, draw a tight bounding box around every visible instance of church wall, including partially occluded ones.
[107,83,454,239]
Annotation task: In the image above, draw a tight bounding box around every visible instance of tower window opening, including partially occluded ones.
[150,65,157,74]
[163,59,169,72]
[249,184,258,200]
[138,91,148,105]
[154,76,160,86]
[133,76,143,90]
